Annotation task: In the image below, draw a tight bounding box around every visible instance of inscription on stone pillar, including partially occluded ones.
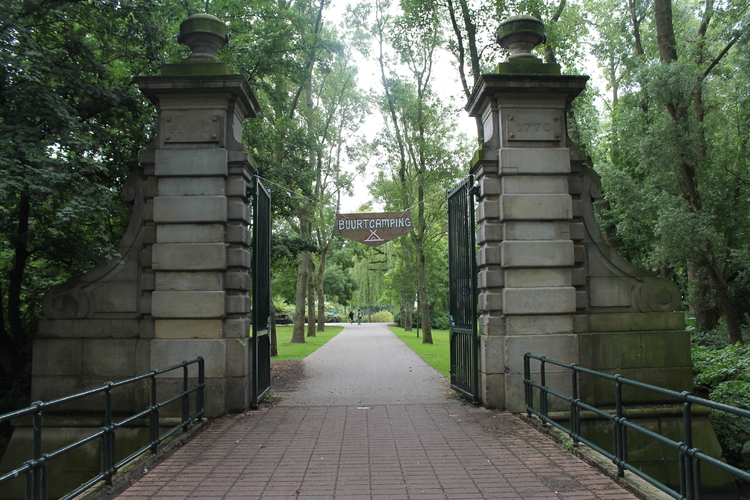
[503,110,562,142]
[162,111,223,143]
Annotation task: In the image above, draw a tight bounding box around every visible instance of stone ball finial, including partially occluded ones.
[496,15,545,61]
[177,13,230,63]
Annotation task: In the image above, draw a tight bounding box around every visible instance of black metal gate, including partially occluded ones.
[447,175,479,403]
[251,177,271,408]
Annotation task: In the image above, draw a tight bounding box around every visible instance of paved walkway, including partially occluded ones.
[115,323,640,500]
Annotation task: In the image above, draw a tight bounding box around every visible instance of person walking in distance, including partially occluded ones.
[357,309,362,325]
[349,310,354,324]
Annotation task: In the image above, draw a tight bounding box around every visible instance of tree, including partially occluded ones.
[592,0,750,344]
[0,0,176,378]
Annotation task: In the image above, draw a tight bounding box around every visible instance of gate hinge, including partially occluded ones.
[468,183,481,199]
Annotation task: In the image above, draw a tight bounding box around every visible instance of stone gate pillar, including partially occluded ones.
[30,13,259,418]
[467,16,691,412]
[134,14,259,415]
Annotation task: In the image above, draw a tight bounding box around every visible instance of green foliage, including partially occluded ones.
[371,310,394,323]
[693,338,750,471]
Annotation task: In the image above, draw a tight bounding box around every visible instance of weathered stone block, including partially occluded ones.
[224,317,251,338]
[510,372,571,412]
[641,330,691,368]
[158,177,225,196]
[476,223,502,244]
[479,372,505,410]
[225,224,250,245]
[505,315,573,335]
[480,334,505,374]
[152,243,226,271]
[589,277,634,307]
[32,339,82,376]
[477,244,501,267]
[155,149,228,177]
[225,271,250,291]
[476,198,500,221]
[576,290,588,309]
[478,268,503,288]
[226,248,250,268]
[156,224,224,243]
[569,222,585,241]
[571,268,588,286]
[587,312,685,332]
[155,271,223,291]
[503,287,576,315]
[504,268,570,288]
[501,240,574,267]
[151,291,225,318]
[499,148,570,175]
[501,176,568,194]
[150,339,226,378]
[226,177,248,198]
[225,338,249,378]
[479,176,501,196]
[500,194,572,220]
[37,319,141,339]
[154,319,223,339]
[479,313,506,337]
[478,292,503,312]
[225,294,250,314]
[81,339,137,377]
[227,201,250,223]
[505,333,578,375]
[502,221,570,240]
[153,196,227,223]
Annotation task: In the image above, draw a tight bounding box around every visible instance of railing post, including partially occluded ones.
[524,353,532,418]
[614,377,625,477]
[181,363,189,430]
[101,382,115,484]
[197,357,205,419]
[540,357,548,425]
[570,364,579,445]
[149,371,159,453]
[683,394,694,500]
[31,403,43,500]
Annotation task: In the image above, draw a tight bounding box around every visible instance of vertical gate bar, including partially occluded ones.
[571,365,579,444]
[615,380,625,477]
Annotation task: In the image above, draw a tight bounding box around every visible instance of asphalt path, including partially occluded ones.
[276,322,455,406]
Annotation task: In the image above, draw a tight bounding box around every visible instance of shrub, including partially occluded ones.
[692,341,750,471]
[371,310,394,323]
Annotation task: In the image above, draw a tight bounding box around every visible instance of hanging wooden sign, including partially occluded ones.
[335,211,413,247]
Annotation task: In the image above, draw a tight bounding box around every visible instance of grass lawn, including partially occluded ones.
[273,325,344,360]
[389,326,450,378]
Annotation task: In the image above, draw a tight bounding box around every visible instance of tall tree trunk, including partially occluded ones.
[704,256,743,345]
[291,207,311,343]
[316,250,327,332]
[686,258,719,332]
[291,250,309,343]
[307,261,316,337]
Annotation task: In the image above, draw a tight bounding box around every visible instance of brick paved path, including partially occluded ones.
[116,405,638,500]
[114,324,640,499]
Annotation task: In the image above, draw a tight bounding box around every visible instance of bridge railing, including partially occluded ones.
[0,357,205,500]
[524,352,750,500]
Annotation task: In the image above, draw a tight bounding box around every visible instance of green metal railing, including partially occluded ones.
[524,352,750,500]
[0,357,205,500]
